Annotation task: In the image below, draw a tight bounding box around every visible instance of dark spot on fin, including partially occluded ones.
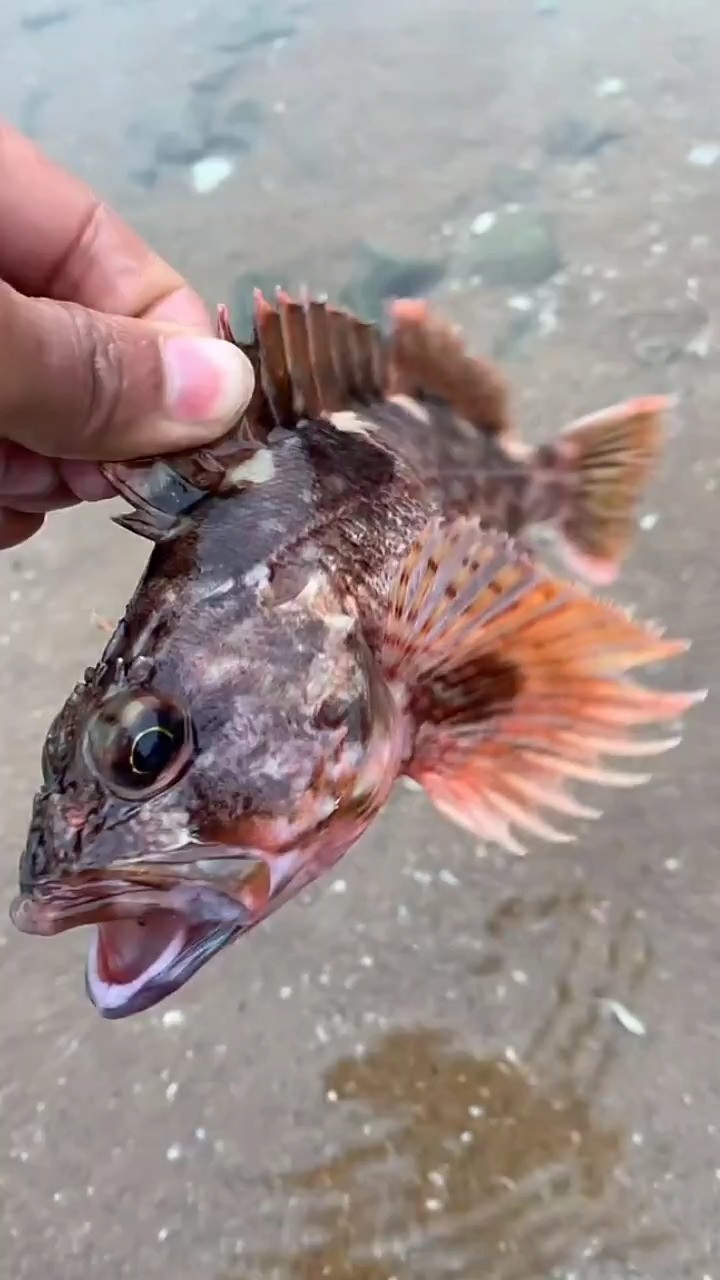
[382,516,702,854]
[545,396,669,585]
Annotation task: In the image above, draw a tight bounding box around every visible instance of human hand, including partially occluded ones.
[0,120,255,549]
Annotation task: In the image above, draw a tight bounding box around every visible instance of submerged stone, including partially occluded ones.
[457,209,563,289]
[339,242,447,323]
[543,114,625,159]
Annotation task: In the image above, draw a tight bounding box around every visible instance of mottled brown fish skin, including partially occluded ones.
[9,289,698,1021]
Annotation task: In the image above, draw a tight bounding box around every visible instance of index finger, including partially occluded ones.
[0,119,213,332]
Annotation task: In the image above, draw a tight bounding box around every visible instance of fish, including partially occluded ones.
[9,289,704,1019]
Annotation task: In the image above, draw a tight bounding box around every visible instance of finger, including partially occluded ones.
[0,441,59,498]
[59,460,116,501]
[0,120,213,331]
[0,443,115,505]
[4,492,80,514]
[0,283,255,460]
[0,508,45,549]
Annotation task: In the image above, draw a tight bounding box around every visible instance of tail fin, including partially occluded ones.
[547,397,669,586]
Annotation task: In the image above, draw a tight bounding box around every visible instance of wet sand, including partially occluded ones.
[1,0,720,1276]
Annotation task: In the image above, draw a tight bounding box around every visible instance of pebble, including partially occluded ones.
[595,77,624,98]
[190,155,235,194]
[687,143,720,168]
[606,999,647,1036]
[470,211,497,236]
[161,1009,186,1029]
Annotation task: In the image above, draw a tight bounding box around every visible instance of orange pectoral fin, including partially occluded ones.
[381,517,704,854]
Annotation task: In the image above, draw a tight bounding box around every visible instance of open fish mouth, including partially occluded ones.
[10,871,252,1019]
[86,908,241,1018]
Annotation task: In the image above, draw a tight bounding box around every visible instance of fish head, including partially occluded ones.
[11,560,405,1019]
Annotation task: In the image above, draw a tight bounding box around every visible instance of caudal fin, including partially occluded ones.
[548,396,669,586]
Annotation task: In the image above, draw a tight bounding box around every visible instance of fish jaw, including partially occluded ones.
[11,806,381,1018]
[10,871,251,1019]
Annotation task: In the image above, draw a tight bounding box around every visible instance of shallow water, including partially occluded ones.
[1,1,720,1277]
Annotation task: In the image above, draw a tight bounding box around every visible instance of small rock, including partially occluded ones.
[128,166,159,191]
[687,143,720,167]
[339,242,446,322]
[21,6,73,30]
[470,211,497,236]
[457,208,563,289]
[161,1008,186,1029]
[492,309,538,363]
[486,164,539,204]
[620,298,711,366]
[595,77,624,98]
[191,155,234,194]
[606,999,647,1036]
[508,294,534,312]
[216,22,298,56]
[543,114,625,159]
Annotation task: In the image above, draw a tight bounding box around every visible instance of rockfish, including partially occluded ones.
[10,291,703,1018]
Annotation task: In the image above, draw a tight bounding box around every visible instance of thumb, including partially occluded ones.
[0,281,254,461]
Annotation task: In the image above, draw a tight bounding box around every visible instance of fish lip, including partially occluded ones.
[10,873,251,1020]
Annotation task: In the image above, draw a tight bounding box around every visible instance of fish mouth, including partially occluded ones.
[86,907,240,1018]
[10,872,252,1020]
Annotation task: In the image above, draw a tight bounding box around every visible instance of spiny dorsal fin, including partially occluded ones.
[387,299,511,436]
[241,288,510,434]
[101,289,513,538]
[251,288,388,421]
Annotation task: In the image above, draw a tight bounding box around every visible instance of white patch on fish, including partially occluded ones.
[128,613,163,661]
[198,655,244,688]
[390,394,432,426]
[243,562,271,591]
[224,450,275,488]
[324,612,356,635]
[331,411,377,437]
[268,848,305,894]
[199,577,236,602]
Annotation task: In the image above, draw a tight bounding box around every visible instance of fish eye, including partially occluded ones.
[84,691,193,798]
